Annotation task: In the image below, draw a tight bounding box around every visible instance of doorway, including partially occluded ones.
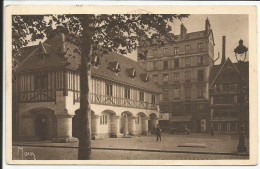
[32,108,57,140]
[35,114,49,140]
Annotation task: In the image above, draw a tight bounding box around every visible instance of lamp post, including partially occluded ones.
[234,39,248,153]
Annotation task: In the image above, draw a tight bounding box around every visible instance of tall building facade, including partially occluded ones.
[138,18,215,132]
[13,33,161,142]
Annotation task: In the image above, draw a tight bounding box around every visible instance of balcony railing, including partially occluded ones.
[18,90,56,103]
[74,92,158,110]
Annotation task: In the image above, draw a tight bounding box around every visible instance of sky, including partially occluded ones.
[126,14,249,64]
[29,14,249,64]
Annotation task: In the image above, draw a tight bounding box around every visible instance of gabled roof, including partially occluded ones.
[16,33,81,71]
[209,57,249,87]
[15,33,161,93]
[13,45,38,64]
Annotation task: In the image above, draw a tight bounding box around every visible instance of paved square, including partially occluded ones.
[12,133,249,160]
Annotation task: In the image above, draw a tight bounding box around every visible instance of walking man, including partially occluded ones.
[155,124,162,141]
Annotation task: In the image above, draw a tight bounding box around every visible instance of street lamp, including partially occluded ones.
[234,39,248,153]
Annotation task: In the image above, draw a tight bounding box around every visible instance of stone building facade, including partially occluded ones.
[13,33,161,142]
[138,18,215,133]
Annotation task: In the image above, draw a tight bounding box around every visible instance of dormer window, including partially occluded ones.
[91,55,101,68]
[109,61,120,73]
[141,73,150,82]
[126,68,136,79]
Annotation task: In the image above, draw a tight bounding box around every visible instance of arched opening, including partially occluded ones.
[120,111,133,135]
[29,108,56,140]
[99,110,116,137]
[149,113,158,134]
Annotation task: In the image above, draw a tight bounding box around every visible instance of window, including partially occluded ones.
[198,87,205,99]
[174,59,179,68]
[234,95,238,104]
[100,115,108,125]
[35,73,48,90]
[163,48,168,55]
[106,84,113,96]
[185,87,191,98]
[139,92,144,102]
[125,88,130,99]
[198,56,204,65]
[185,71,191,81]
[163,74,169,84]
[174,72,180,82]
[198,43,203,51]
[174,87,180,99]
[185,104,191,112]
[185,45,191,53]
[198,70,204,81]
[185,58,190,66]
[198,104,205,110]
[174,47,179,54]
[152,74,158,83]
[153,61,158,70]
[151,95,156,104]
[147,50,153,58]
[163,60,168,70]
[163,89,169,100]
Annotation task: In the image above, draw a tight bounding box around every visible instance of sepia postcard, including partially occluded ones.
[4,4,258,165]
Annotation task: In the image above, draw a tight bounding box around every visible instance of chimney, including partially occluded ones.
[205,17,210,32]
[221,36,226,64]
[180,23,187,39]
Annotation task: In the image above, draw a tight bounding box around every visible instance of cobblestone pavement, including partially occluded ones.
[13,133,249,154]
[12,146,249,160]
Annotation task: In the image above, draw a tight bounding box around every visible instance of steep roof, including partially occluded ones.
[175,30,208,41]
[14,45,38,64]
[15,33,161,93]
[209,57,249,87]
[91,52,161,93]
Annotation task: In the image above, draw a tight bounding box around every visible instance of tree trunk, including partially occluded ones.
[78,15,93,160]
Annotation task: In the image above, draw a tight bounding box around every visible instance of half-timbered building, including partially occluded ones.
[209,57,249,133]
[13,33,161,141]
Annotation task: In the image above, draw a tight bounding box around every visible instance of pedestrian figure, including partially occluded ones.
[155,124,161,141]
[210,127,215,137]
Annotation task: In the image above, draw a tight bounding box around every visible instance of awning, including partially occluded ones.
[170,116,192,122]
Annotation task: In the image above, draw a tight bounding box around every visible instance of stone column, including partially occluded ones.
[91,115,100,139]
[142,117,149,135]
[54,114,77,142]
[128,116,136,135]
[111,116,120,138]
[123,117,129,136]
